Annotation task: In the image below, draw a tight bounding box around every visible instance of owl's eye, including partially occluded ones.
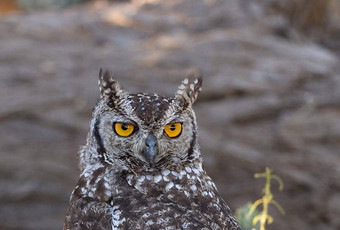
[114,122,135,137]
[164,123,182,138]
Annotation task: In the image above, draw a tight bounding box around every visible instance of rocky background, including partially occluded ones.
[1,0,340,229]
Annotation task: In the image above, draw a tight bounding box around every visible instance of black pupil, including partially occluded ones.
[170,124,176,131]
[121,124,129,130]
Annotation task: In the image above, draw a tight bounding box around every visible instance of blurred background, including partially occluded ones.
[0,0,340,229]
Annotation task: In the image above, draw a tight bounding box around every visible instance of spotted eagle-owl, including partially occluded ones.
[64,69,240,230]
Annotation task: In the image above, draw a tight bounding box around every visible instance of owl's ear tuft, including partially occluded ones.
[175,75,203,108]
[98,68,126,108]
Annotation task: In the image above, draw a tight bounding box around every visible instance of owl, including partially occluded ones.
[63,69,240,230]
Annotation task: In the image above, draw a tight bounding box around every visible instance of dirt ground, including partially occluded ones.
[1,0,340,229]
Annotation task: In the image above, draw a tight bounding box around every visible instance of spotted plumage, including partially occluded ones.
[64,69,240,230]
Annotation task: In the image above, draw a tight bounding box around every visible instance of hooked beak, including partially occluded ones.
[143,133,158,166]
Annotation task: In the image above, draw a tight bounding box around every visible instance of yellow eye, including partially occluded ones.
[164,123,182,138]
[114,122,135,137]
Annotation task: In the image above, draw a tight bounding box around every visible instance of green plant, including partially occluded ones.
[248,167,285,230]
[236,167,285,230]
[236,203,259,230]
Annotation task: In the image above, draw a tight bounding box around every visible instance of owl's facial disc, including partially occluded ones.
[94,72,202,171]
[97,91,196,169]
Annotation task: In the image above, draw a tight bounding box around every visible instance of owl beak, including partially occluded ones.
[143,133,158,166]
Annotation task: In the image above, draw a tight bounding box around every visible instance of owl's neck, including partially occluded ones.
[124,159,208,197]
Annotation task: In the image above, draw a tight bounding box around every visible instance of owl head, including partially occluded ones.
[81,69,203,172]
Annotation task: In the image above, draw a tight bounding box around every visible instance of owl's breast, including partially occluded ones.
[108,165,240,229]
